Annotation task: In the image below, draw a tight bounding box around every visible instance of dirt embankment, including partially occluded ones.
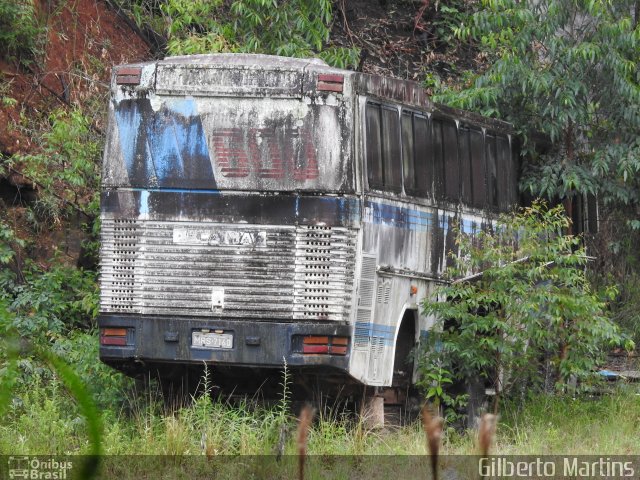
[331,0,483,84]
[0,0,481,266]
[0,0,151,265]
[0,0,150,157]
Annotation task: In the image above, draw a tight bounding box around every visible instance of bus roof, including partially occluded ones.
[113,53,514,133]
[159,53,331,69]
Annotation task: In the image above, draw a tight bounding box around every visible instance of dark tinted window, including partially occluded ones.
[402,111,431,197]
[402,112,415,192]
[509,138,520,206]
[382,106,402,192]
[496,135,511,210]
[469,128,485,207]
[442,120,459,201]
[458,126,472,204]
[432,119,445,200]
[485,133,498,208]
[366,102,401,192]
[586,193,598,233]
[366,103,383,189]
[414,114,430,197]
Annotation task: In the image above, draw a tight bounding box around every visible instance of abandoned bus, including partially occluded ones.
[98,54,520,404]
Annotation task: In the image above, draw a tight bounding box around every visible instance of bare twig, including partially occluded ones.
[296,405,315,480]
[478,413,497,480]
[413,0,430,38]
[339,0,355,42]
[4,165,94,219]
[421,404,444,480]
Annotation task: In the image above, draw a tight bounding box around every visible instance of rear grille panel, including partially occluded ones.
[100,218,141,312]
[100,218,356,322]
[294,225,356,320]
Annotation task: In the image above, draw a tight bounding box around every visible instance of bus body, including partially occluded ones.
[98,54,519,393]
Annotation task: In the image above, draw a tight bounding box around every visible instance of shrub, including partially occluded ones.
[0,0,44,66]
[420,201,631,415]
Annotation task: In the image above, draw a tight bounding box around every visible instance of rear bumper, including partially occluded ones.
[98,314,351,372]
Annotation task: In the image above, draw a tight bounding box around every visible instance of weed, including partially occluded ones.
[0,0,45,66]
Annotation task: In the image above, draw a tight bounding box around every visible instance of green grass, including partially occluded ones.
[496,390,640,454]
[1,372,639,457]
[1,368,639,479]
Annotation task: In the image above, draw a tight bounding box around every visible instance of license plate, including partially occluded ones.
[192,331,233,350]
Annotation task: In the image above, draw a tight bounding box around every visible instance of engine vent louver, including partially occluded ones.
[100,218,140,312]
[100,218,356,322]
[354,254,377,349]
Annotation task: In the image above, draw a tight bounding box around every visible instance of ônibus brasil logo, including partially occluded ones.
[8,456,73,479]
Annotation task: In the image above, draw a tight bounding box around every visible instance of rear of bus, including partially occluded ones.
[98,55,360,384]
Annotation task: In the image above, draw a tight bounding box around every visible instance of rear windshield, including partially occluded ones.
[103,95,351,192]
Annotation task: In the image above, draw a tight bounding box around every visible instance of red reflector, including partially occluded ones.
[100,336,127,346]
[317,74,344,93]
[102,328,127,337]
[303,336,329,345]
[303,344,329,354]
[317,82,343,93]
[115,67,141,85]
[329,345,348,355]
[318,74,344,84]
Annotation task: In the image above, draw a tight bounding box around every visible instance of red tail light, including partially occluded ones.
[115,67,142,85]
[100,327,128,346]
[301,335,349,355]
[317,74,344,93]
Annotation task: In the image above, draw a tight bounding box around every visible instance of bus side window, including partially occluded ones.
[401,112,415,193]
[459,126,472,205]
[470,127,486,208]
[486,133,498,208]
[442,120,459,201]
[414,114,430,198]
[381,106,402,192]
[510,137,520,206]
[366,103,384,189]
[366,102,401,192]
[432,119,445,200]
[496,134,511,210]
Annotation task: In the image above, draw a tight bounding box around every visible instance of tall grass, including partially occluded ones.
[1,373,638,457]
[496,388,640,454]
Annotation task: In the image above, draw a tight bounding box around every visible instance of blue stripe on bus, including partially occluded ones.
[354,322,395,346]
[364,200,476,234]
[115,98,214,187]
[129,187,221,194]
[125,189,477,234]
[139,190,150,215]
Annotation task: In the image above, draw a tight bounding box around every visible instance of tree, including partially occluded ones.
[434,0,640,207]
[147,0,360,69]
[421,202,629,413]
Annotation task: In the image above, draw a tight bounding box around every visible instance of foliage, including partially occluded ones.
[434,0,640,207]
[318,46,362,70]
[1,215,128,408]
[11,108,102,222]
[0,309,104,476]
[421,201,629,411]
[2,374,639,457]
[608,273,640,346]
[0,75,17,107]
[428,0,472,52]
[0,0,44,66]
[415,364,468,424]
[5,262,98,336]
[0,220,25,269]
[229,0,331,57]
[126,0,360,68]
